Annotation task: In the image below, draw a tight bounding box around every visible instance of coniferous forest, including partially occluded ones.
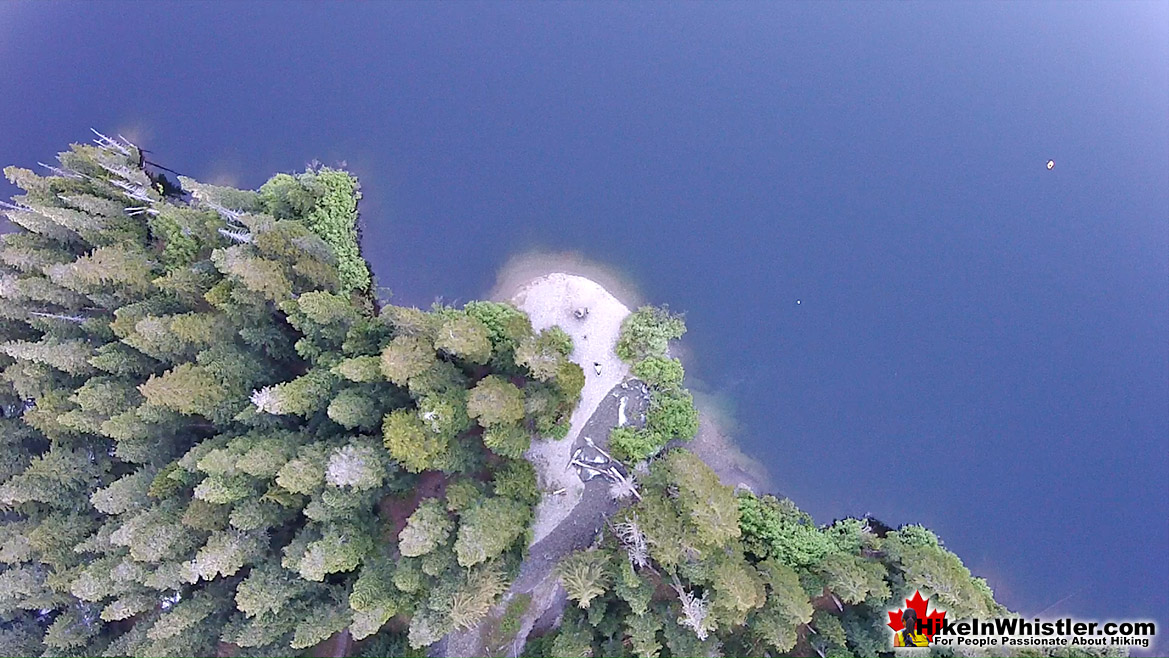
[0,137,1119,658]
[0,136,580,657]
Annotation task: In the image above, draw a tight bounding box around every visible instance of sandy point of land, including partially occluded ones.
[489,250,642,310]
[503,271,632,545]
[436,255,777,657]
[491,251,774,542]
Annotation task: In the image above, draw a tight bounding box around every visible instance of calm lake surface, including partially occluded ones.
[2,0,1166,639]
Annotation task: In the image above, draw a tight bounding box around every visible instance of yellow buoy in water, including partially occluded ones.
[1047,160,1055,170]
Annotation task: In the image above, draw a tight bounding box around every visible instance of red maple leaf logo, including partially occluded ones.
[887,590,947,641]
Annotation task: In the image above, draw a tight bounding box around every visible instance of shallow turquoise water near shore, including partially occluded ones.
[1,0,1166,642]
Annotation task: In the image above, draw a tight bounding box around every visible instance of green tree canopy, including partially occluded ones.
[399,499,454,558]
[0,138,556,657]
[466,375,525,428]
[453,496,531,568]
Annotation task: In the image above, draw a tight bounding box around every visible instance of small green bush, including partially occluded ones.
[632,356,685,389]
[499,592,532,636]
[609,426,667,462]
[646,387,699,440]
[615,306,685,363]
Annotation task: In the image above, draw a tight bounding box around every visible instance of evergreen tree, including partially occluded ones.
[615,306,685,363]
[816,552,890,605]
[326,438,389,491]
[399,499,453,558]
[379,335,434,386]
[630,355,684,389]
[347,552,402,640]
[515,327,572,381]
[483,422,532,460]
[625,611,663,658]
[434,311,493,365]
[464,300,533,372]
[453,495,530,568]
[738,492,835,567]
[442,563,509,631]
[558,549,611,610]
[466,375,525,428]
[383,408,450,473]
[708,552,766,628]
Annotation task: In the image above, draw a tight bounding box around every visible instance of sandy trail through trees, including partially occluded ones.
[511,272,632,544]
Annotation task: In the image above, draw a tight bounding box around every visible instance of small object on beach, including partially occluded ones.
[574,307,589,319]
[1046,159,1055,170]
[552,488,566,496]
[593,362,602,375]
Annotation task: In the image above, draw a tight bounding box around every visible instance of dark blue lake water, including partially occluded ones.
[2,1,1166,643]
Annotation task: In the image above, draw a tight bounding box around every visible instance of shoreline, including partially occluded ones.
[490,250,644,312]
[689,404,773,495]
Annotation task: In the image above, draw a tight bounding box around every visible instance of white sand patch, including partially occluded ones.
[508,273,631,545]
[490,251,642,310]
